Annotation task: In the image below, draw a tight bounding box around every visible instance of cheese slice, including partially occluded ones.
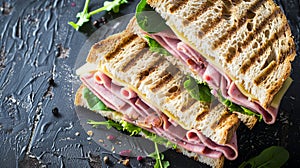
[271,77,293,109]
[76,63,98,76]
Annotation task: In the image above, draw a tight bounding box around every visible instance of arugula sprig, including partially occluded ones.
[68,0,128,30]
[149,142,170,168]
[87,119,123,130]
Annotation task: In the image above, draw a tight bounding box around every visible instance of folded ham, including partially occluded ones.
[80,71,238,160]
[148,31,277,124]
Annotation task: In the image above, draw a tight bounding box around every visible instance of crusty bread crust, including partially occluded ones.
[146,0,296,109]
[76,84,224,168]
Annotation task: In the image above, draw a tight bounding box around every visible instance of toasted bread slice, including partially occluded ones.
[146,0,296,109]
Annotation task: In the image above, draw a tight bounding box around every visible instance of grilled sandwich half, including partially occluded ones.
[75,18,240,168]
[135,0,296,127]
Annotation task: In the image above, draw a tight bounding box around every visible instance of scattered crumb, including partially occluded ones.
[122,159,130,166]
[87,130,93,137]
[111,146,115,152]
[98,139,104,143]
[103,156,109,164]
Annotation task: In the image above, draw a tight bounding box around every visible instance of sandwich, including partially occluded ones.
[74,18,241,168]
[135,0,296,128]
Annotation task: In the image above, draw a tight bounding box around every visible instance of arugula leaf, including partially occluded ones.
[220,95,263,121]
[87,120,123,131]
[184,76,212,103]
[69,0,128,30]
[82,87,112,111]
[135,0,169,33]
[120,120,142,136]
[145,36,171,56]
[239,146,289,168]
[142,130,177,149]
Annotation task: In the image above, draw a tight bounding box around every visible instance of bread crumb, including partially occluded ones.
[122,159,130,166]
[87,130,93,137]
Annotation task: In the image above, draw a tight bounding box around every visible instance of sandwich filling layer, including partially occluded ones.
[80,71,238,160]
[146,30,278,124]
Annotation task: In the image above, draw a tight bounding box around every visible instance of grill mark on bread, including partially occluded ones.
[196,109,209,122]
[254,61,276,85]
[225,7,280,63]
[180,98,198,112]
[121,43,148,72]
[211,112,232,130]
[278,47,296,64]
[212,0,266,50]
[151,73,174,92]
[150,64,180,93]
[240,22,288,74]
[168,85,182,100]
[241,7,281,51]
[137,55,163,84]
[169,0,189,13]
[105,34,138,60]
[231,0,242,5]
[198,0,241,41]
[186,0,216,22]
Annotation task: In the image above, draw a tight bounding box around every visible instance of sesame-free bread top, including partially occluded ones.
[146,0,296,109]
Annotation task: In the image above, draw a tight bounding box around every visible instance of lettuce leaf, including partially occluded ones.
[184,76,212,103]
[120,120,142,136]
[221,96,263,121]
[87,119,123,131]
[145,36,171,56]
[142,130,177,149]
[135,0,169,33]
[82,87,111,111]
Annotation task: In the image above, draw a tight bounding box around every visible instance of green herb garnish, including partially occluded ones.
[119,120,142,136]
[239,146,289,168]
[145,36,171,56]
[87,119,123,131]
[135,0,169,33]
[82,87,112,111]
[149,142,170,168]
[220,95,263,121]
[142,130,177,149]
[184,76,212,103]
[69,0,128,30]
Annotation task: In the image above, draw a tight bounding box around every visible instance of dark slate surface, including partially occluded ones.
[0,0,299,168]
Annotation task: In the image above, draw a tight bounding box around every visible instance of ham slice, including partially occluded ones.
[149,31,278,124]
[80,71,239,160]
